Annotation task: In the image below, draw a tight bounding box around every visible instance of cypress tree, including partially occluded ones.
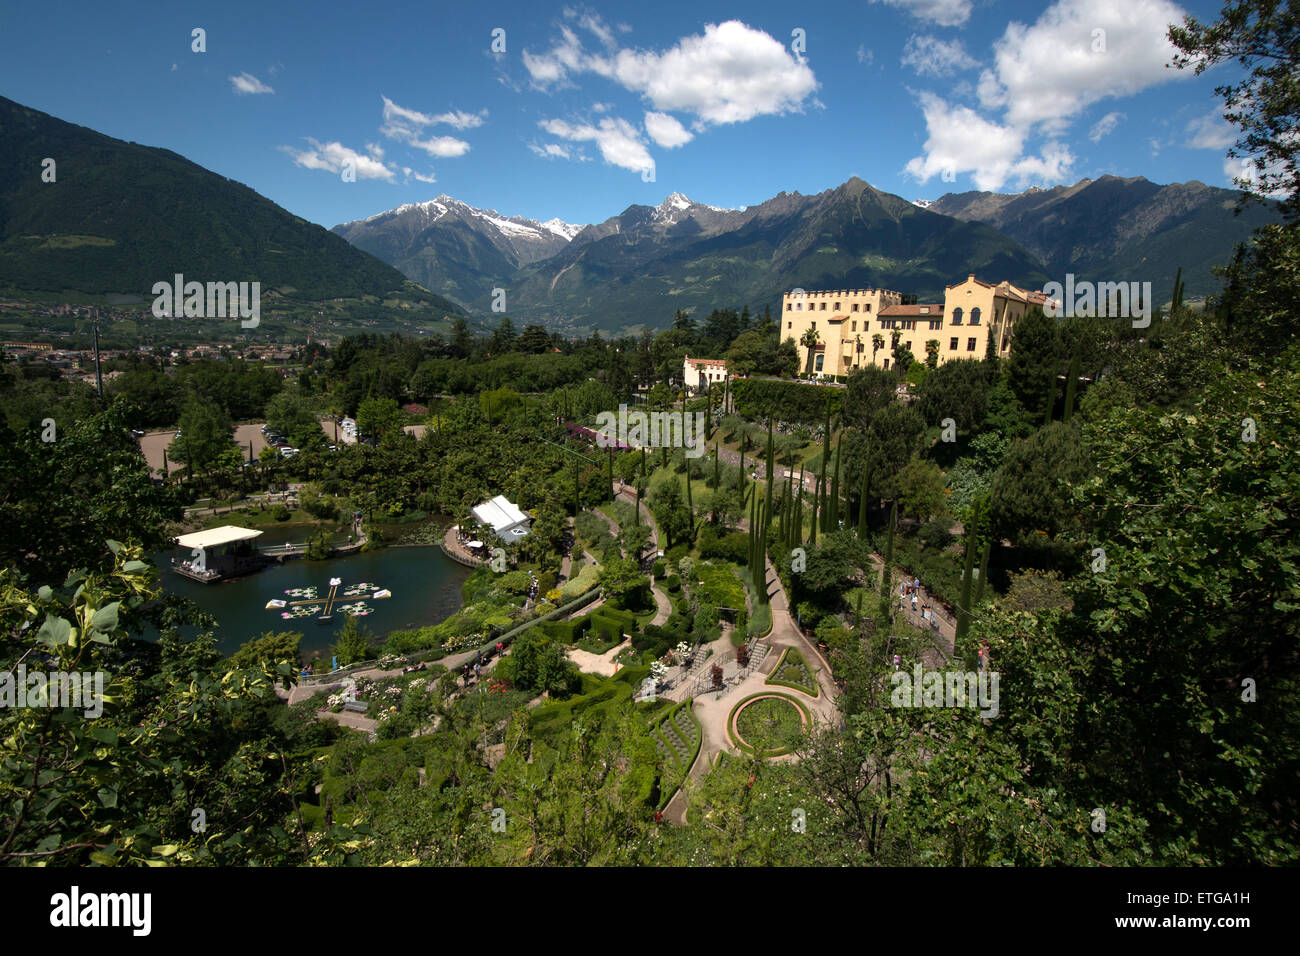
[1062,348,1082,423]
[880,500,896,612]
[684,459,695,539]
[856,459,870,540]
[974,538,992,606]
[830,431,842,530]
[809,476,819,546]
[819,402,831,532]
[955,528,978,654]
[765,416,775,525]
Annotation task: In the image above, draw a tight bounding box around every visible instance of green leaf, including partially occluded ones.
[36,614,72,647]
[97,786,118,809]
[91,602,121,632]
[106,539,123,555]
[122,560,150,574]
[37,585,52,602]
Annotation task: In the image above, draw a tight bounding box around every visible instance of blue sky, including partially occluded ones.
[1,0,1249,230]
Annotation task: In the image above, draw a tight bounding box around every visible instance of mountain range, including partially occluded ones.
[337,174,1275,334]
[925,176,1276,301]
[334,179,1052,333]
[0,96,460,319]
[0,94,1273,340]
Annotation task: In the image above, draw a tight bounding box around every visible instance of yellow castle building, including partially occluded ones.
[782,275,1051,378]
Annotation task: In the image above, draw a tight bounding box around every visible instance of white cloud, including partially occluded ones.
[379,96,482,155]
[1186,111,1234,150]
[869,0,972,27]
[170,63,178,71]
[901,35,978,77]
[524,20,817,128]
[229,72,273,95]
[1088,111,1125,142]
[412,170,438,184]
[280,139,394,181]
[977,0,1188,135]
[540,116,653,173]
[903,93,1077,190]
[405,135,471,158]
[1225,154,1292,197]
[857,45,874,66]
[644,111,693,148]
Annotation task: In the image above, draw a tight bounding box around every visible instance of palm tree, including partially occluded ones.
[925,339,940,368]
[872,333,884,364]
[853,334,863,369]
[800,327,821,377]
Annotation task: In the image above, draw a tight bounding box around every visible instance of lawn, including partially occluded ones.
[729,693,809,757]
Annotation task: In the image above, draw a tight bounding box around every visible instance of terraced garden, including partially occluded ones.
[653,699,702,808]
[765,646,819,697]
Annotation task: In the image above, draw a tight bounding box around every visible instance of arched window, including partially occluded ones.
[970,307,981,325]
[952,308,963,325]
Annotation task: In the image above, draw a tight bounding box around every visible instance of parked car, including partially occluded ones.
[280,447,299,458]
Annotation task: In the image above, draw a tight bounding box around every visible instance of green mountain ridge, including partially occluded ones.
[926,175,1278,298]
[0,95,462,320]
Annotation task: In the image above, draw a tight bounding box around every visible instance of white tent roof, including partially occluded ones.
[175,526,263,549]
[471,495,530,534]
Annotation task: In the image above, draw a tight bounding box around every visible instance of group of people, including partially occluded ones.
[900,578,941,633]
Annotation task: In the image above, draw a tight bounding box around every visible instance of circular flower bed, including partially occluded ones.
[727,693,810,758]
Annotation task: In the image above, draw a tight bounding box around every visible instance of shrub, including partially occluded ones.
[271,503,291,522]
[698,529,748,564]
[652,560,666,577]
[497,570,532,595]
[663,574,681,593]
[918,515,957,552]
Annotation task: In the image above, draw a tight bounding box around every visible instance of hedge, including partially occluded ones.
[732,377,843,424]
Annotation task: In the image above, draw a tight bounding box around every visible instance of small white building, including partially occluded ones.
[683,356,727,390]
[471,495,531,540]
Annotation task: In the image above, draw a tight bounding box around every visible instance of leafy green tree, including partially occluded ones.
[896,458,948,523]
[230,630,303,678]
[988,422,1090,541]
[1006,307,1060,426]
[916,358,992,435]
[1170,0,1300,221]
[356,397,404,443]
[332,614,373,666]
[842,365,894,430]
[170,399,235,475]
[0,545,302,866]
[0,401,185,583]
[650,478,693,549]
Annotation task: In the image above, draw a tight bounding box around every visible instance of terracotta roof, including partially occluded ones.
[879,303,944,316]
[685,356,727,367]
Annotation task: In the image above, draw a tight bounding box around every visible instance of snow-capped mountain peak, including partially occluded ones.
[540,218,584,241]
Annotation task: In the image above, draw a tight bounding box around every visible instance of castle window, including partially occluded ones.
[949,337,958,350]
[967,337,977,351]
[970,308,981,325]
[952,308,963,325]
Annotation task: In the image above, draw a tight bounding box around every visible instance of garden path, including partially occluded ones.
[565,639,631,678]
